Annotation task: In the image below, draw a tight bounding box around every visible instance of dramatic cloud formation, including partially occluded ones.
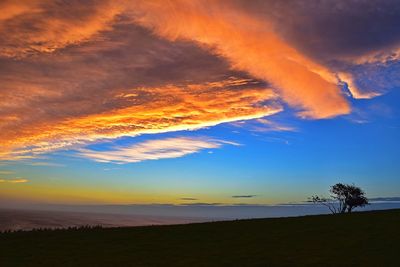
[78,137,239,164]
[0,78,278,160]
[132,0,350,119]
[0,0,399,161]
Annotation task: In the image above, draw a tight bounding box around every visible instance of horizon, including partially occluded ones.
[1,0,400,211]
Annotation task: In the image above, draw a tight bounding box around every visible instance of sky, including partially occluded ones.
[0,0,400,207]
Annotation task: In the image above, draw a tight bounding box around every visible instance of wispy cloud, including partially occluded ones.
[230,118,296,134]
[26,162,65,167]
[254,119,297,133]
[180,197,198,201]
[0,178,28,183]
[232,195,257,198]
[78,137,240,164]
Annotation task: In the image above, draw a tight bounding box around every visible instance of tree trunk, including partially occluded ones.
[341,204,347,213]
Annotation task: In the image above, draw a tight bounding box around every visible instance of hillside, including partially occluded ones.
[1,209,399,267]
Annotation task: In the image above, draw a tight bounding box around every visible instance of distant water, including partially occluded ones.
[0,209,207,232]
[1,202,399,231]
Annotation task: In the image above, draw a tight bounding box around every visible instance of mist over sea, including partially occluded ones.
[1,201,400,231]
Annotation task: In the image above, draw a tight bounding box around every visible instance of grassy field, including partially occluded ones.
[0,209,399,267]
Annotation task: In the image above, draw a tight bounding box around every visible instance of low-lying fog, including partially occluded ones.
[1,200,399,231]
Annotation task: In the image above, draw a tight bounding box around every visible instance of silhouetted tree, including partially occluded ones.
[310,195,340,214]
[310,183,369,214]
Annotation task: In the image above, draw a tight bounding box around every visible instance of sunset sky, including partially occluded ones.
[1,0,399,206]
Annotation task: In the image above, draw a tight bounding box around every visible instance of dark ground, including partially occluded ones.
[1,209,399,267]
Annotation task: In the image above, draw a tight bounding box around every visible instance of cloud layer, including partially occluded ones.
[1,77,277,160]
[0,0,398,160]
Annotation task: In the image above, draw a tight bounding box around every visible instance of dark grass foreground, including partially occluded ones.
[1,209,399,267]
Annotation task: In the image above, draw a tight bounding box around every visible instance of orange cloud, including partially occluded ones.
[79,137,239,164]
[0,0,124,58]
[0,78,280,160]
[0,1,37,21]
[131,0,350,119]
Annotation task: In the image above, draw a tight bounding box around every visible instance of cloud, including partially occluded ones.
[0,77,277,160]
[232,195,257,198]
[254,119,297,132]
[241,0,400,98]
[0,0,125,58]
[0,178,28,183]
[246,0,400,64]
[230,118,296,133]
[27,162,65,167]
[132,0,350,119]
[78,137,240,164]
[0,0,398,161]
[338,72,382,99]
[180,198,198,201]
[0,9,280,160]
